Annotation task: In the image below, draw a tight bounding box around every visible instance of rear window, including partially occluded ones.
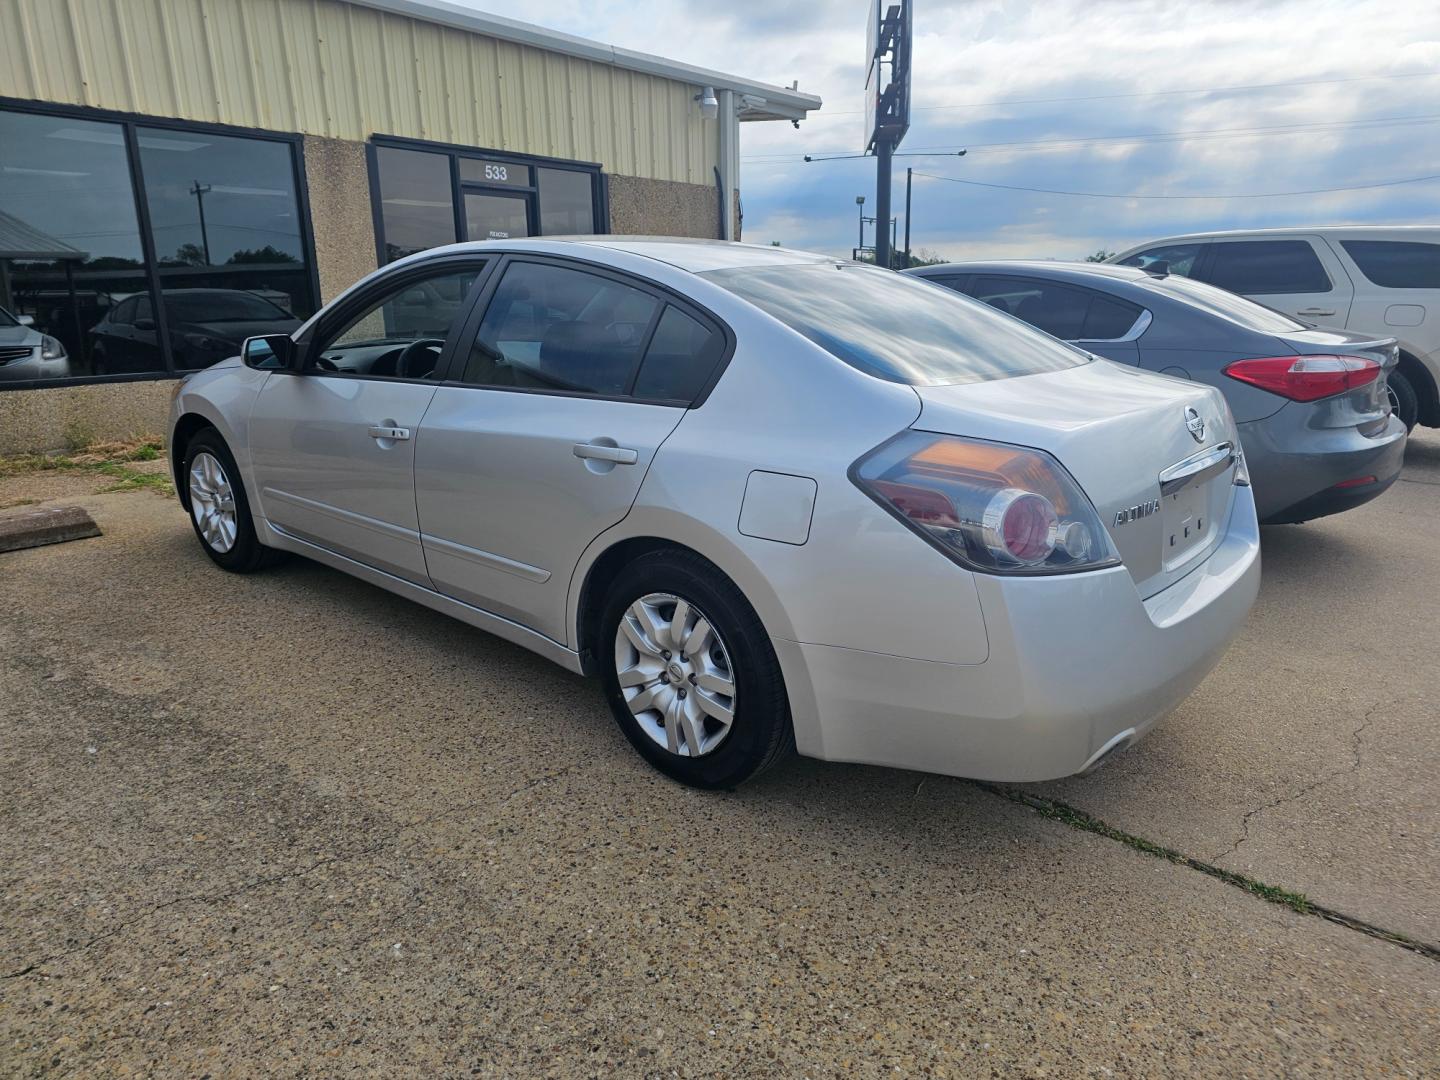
[1140,275,1308,334]
[1340,240,1440,289]
[1202,240,1331,295]
[702,263,1089,386]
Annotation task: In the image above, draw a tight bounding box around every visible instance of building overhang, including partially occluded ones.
[345,0,823,123]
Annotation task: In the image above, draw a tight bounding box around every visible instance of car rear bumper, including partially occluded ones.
[775,484,1260,782]
[1241,410,1407,524]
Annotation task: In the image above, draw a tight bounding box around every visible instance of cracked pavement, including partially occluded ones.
[2,433,1439,1075]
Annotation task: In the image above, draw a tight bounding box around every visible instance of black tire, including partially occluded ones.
[1388,368,1419,432]
[598,549,793,789]
[181,428,280,573]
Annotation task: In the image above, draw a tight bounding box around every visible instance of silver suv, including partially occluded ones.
[1110,227,1440,431]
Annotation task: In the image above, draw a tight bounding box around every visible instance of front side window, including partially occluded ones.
[1118,243,1204,277]
[312,266,484,379]
[462,262,659,395]
[1201,240,1331,295]
[706,263,1090,386]
[1340,240,1440,289]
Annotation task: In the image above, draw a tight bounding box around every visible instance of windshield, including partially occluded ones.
[165,292,291,323]
[1139,275,1307,333]
[702,263,1090,386]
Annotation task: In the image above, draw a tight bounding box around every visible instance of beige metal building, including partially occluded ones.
[0,0,820,451]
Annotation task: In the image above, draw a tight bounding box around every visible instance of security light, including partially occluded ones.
[695,87,719,120]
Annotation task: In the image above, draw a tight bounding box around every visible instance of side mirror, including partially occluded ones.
[16,314,34,327]
[242,334,295,371]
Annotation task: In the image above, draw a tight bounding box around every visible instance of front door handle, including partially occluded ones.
[368,425,411,441]
[573,442,638,465]
[1297,308,1335,317]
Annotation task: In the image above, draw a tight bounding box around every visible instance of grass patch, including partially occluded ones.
[0,436,173,497]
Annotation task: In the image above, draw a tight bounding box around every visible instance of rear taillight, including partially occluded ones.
[1224,354,1380,402]
[853,432,1120,574]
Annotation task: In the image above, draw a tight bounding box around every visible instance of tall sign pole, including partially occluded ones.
[864,1,911,268]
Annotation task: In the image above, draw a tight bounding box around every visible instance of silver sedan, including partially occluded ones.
[168,239,1260,788]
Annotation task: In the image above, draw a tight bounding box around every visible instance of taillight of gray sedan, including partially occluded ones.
[169,240,1260,788]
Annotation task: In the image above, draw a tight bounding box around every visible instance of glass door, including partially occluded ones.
[463,192,532,243]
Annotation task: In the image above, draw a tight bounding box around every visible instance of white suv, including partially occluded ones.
[1110,227,1440,430]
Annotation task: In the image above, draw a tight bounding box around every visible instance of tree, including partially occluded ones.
[228,245,300,265]
[171,243,207,266]
[894,247,948,269]
[1085,249,1116,263]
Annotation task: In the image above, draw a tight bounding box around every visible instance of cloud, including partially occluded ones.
[469,0,1440,259]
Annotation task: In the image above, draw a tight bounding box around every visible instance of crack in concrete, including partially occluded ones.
[1208,700,1384,864]
[1397,476,1440,487]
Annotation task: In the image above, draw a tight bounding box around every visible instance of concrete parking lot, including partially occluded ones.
[2,435,1438,1076]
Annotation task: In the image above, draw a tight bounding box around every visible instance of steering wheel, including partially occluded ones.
[397,338,446,379]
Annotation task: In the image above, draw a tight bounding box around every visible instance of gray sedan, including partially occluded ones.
[905,262,1407,524]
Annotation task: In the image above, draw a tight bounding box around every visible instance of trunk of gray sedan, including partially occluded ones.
[914,360,1242,599]
[1278,330,1399,436]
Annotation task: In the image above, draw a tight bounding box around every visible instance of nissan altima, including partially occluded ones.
[168,239,1260,789]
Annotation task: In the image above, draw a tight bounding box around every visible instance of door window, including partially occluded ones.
[461,261,659,395]
[966,276,1143,341]
[1201,240,1331,295]
[311,266,484,379]
[1339,240,1440,289]
[632,305,726,402]
[1117,243,1204,277]
[464,193,530,242]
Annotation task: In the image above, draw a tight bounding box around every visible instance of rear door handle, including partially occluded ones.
[573,442,638,465]
[1297,308,1335,317]
[368,425,411,441]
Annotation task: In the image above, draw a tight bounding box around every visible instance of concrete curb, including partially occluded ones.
[0,505,102,553]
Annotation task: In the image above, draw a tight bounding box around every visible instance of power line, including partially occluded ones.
[820,69,1440,116]
[741,112,1440,164]
[909,170,1440,200]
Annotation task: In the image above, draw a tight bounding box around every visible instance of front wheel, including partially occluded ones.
[182,429,279,573]
[599,550,793,789]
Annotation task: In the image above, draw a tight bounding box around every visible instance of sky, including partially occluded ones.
[475,0,1440,260]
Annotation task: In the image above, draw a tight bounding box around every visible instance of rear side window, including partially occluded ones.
[966,276,1142,341]
[463,261,659,395]
[632,305,725,402]
[1118,243,1204,277]
[704,263,1089,386]
[1340,240,1440,289]
[1202,240,1331,295]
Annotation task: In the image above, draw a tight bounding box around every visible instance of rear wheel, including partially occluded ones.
[183,429,278,573]
[599,550,792,789]
[1388,369,1419,432]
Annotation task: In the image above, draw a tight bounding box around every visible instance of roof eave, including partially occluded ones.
[345,0,822,120]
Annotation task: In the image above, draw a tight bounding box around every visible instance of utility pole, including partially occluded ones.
[856,195,866,252]
[190,180,213,265]
[903,167,913,268]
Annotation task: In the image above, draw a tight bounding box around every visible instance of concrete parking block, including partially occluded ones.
[0,503,100,553]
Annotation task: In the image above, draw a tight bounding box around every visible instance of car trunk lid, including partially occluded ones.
[1274,328,1399,435]
[914,360,1240,598]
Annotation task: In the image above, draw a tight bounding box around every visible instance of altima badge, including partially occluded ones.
[1114,499,1160,526]
[1185,406,1205,443]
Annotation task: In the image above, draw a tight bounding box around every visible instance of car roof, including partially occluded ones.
[407,236,840,274]
[1115,225,1440,249]
[906,260,1154,285]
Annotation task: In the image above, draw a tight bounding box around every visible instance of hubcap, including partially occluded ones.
[615,592,736,758]
[188,451,238,554]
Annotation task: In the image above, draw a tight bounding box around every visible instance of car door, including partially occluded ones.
[1197,238,1354,326]
[414,256,728,644]
[246,257,490,586]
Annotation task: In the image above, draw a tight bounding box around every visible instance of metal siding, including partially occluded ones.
[0,0,717,183]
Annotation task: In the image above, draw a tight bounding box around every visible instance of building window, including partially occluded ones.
[0,109,156,379]
[370,139,603,264]
[0,102,316,387]
[375,146,457,262]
